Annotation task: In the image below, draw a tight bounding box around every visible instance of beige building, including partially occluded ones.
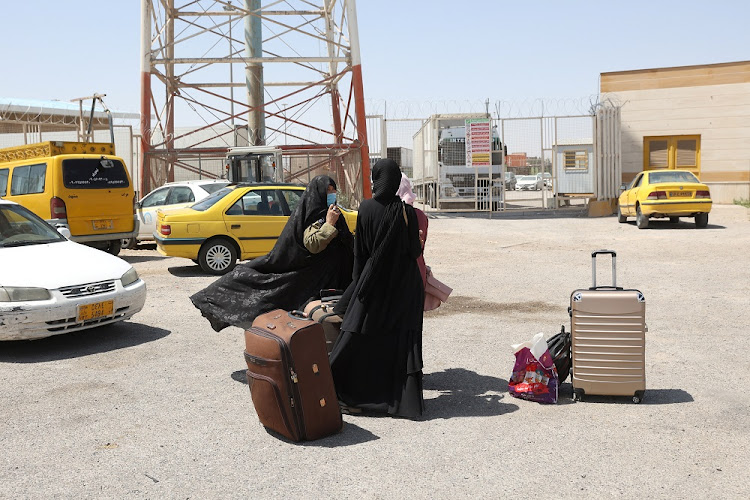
[601,60,750,203]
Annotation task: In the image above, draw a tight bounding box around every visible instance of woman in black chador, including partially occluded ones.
[190,175,353,332]
[330,159,425,418]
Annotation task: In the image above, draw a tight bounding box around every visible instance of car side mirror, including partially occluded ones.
[135,201,142,209]
[56,225,71,239]
[619,183,627,191]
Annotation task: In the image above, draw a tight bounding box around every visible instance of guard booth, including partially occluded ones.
[553,143,595,200]
[226,146,283,183]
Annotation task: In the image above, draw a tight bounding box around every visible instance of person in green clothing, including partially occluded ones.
[304,183,344,254]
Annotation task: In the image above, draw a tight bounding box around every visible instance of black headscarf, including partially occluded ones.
[372,159,402,202]
[356,159,407,301]
[254,175,351,273]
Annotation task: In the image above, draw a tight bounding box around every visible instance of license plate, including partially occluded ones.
[669,191,691,198]
[77,300,114,322]
[93,219,114,230]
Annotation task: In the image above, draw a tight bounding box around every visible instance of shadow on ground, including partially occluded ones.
[120,254,168,264]
[231,369,249,384]
[429,207,587,220]
[169,265,209,278]
[0,322,171,363]
[622,220,725,230]
[557,386,694,405]
[132,243,157,250]
[422,367,518,419]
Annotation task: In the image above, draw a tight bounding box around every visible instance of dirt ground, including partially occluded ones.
[1,205,748,498]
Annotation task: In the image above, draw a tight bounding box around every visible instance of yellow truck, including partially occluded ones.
[0,141,138,255]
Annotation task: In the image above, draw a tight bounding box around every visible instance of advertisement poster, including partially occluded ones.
[465,118,491,167]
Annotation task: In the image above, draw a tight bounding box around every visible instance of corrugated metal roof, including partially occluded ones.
[0,98,139,135]
[0,97,139,120]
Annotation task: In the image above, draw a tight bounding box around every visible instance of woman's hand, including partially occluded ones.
[326,204,340,226]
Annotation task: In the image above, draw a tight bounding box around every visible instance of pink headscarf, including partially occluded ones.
[396,173,417,205]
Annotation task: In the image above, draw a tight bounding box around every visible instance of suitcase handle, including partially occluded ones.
[320,288,343,299]
[288,310,307,320]
[591,249,617,289]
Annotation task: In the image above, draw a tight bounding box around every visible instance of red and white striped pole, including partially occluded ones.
[346,0,371,199]
[139,0,151,196]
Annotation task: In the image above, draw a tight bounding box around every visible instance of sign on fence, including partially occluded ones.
[465,118,491,167]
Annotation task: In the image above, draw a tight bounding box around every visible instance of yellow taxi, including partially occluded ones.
[618,169,712,229]
[154,183,357,274]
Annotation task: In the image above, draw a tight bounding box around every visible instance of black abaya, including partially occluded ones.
[330,159,425,418]
[189,176,353,332]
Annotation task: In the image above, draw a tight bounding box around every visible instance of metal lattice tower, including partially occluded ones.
[140,0,370,198]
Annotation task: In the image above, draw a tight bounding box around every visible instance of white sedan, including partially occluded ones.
[123,179,230,248]
[0,200,147,341]
[515,175,544,191]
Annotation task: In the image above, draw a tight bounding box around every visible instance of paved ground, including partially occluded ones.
[2,205,749,498]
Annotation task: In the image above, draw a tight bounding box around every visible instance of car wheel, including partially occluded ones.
[636,205,649,229]
[669,216,679,224]
[121,238,138,250]
[695,213,709,228]
[199,238,237,275]
[617,205,627,223]
[106,239,122,256]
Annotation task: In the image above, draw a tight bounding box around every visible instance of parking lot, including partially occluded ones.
[2,205,749,498]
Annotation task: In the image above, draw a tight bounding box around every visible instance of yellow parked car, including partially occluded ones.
[618,169,712,229]
[154,183,357,274]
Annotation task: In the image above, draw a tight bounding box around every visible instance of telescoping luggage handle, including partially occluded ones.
[590,249,622,290]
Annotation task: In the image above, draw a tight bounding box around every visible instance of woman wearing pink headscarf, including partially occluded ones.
[396,173,428,286]
[397,173,452,312]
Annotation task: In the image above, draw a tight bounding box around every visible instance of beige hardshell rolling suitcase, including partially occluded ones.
[570,250,646,404]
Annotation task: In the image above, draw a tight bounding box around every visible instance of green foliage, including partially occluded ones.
[733,198,750,208]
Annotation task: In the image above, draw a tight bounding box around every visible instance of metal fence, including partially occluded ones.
[143,144,365,210]
[380,112,597,212]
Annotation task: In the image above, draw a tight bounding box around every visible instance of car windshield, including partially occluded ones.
[648,171,699,184]
[0,205,66,248]
[191,186,234,211]
[201,182,230,194]
[519,176,536,181]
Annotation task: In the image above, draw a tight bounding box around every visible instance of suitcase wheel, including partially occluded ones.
[633,391,645,404]
[572,389,584,402]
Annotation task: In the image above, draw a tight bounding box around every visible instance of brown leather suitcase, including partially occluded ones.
[303,296,342,355]
[244,309,342,441]
[570,250,646,404]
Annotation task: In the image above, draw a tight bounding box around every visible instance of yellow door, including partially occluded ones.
[224,189,288,258]
[626,173,645,216]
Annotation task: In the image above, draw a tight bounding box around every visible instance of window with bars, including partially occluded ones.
[643,135,700,175]
[563,150,589,171]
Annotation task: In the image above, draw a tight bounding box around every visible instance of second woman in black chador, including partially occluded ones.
[190,175,353,332]
[330,159,425,418]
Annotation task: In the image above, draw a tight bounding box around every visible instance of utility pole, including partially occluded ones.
[245,0,265,146]
[223,2,236,147]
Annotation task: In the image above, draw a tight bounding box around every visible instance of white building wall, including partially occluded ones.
[602,81,750,204]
